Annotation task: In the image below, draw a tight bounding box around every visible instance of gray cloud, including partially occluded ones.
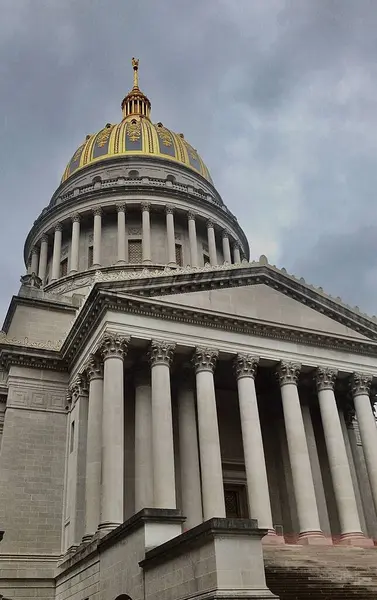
[1,0,377,319]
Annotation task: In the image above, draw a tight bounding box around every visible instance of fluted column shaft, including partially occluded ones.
[150,340,176,508]
[51,224,63,282]
[166,207,176,266]
[134,370,153,511]
[30,246,39,275]
[92,208,102,268]
[234,355,276,537]
[178,370,203,529]
[117,204,127,263]
[142,203,151,264]
[188,212,198,267]
[84,356,103,539]
[193,347,225,519]
[352,373,377,514]
[207,221,217,266]
[316,368,366,544]
[222,231,232,264]
[278,362,325,543]
[70,374,89,545]
[70,214,80,274]
[233,242,241,264]
[38,235,48,284]
[100,334,128,531]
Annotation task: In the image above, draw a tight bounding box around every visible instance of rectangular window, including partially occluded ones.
[224,485,248,518]
[88,245,93,268]
[70,421,75,453]
[60,258,68,278]
[128,239,142,263]
[175,244,183,266]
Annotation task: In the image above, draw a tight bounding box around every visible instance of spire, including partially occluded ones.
[121,57,151,120]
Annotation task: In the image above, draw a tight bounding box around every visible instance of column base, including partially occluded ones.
[91,263,101,269]
[142,259,152,265]
[116,259,127,265]
[81,533,95,544]
[69,269,78,275]
[337,532,374,547]
[98,521,122,537]
[262,529,285,545]
[298,530,332,545]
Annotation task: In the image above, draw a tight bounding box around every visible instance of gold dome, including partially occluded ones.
[61,59,212,183]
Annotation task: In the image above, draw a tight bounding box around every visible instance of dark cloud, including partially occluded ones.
[1,0,377,320]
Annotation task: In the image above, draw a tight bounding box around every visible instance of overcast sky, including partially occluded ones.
[1,0,377,321]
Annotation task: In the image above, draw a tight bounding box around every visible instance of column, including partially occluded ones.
[207,220,217,266]
[30,246,39,275]
[70,213,80,274]
[51,223,63,282]
[193,347,226,519]
[178,365,203,529]
[316,367,368,545]
[188,212,198,267]
[142,202,152,264]
[277,361,326,544]
[83,354,103,540]
[222,230,232,264]
[38,234,48,284]
[234,354,279,541]
[92,207,102,268]
[233,241,241,264]
[99,333,129,532]
[117,203,127,264]
[134,369,153,511]
[70,373,89,545]
[352,372,377,514]
[166,206,176,266]
[150,340,176,508]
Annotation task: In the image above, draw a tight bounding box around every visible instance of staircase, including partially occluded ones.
[263,545,377,599]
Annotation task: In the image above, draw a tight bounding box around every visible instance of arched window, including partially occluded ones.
[166,174,176,183]
[115,595,132,600]
[128,169,139,178]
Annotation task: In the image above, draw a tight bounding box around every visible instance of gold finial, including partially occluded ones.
[132,57,139,89]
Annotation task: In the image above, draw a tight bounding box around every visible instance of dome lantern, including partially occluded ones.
[121,58,151,119]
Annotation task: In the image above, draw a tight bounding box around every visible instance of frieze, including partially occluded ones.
[0,331,63,351]
[7,384,67,411]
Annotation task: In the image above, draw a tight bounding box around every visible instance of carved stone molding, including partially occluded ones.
[71,372,88,401]
[222,229,230,240]
[165,205,175,215]
[193,347,219,374]
[31,246,39,256]
[100,334,130,361]
[71,213,80,223]
[351,372,373,398]
[20,273,42,289]
[86,353,104,381]
[277,361,301,386]
[116,203,126,213]
[233,241,240,250]
[206,220,214,229]
[93,207,102,217]
[188,211,196,221]
[316,366,338,391]
[149,339,175,367]
[234,353,259,380]
[141,202,151,212]
[54,223,63,232]
[40,234,49,244]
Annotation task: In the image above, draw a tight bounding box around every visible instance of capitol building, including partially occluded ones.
[1,59,377,600]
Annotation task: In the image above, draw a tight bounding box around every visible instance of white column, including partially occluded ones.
[70,373,89,545]
[30,246,39,275]
[92,207,102,268]
[234,354,280,541]
[188,212,198,267]
[117,204,127,264]
[233,241,241,264]
[99,334,129,533]
[207,220,217,266]
[142,202,152,264]
[222,230,232,264]
[166,206,176,266]
[51,223,63,282]
[193,347,225,519]
[150,340,176,508]
[178,366,203,529]
[70,214,80,274]
[277,361,326,544]
[316,367,368,545]
[134,369,153,511]
[38,234,48,284]
[83,354,103,541]
[352,372,377,515]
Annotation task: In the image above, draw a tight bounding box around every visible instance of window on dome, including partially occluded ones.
[175,244,183,266]
[128,240,142,263]
[88,245,93,268]
[60,258,68,278]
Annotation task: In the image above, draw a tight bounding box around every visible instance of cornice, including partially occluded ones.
[0,345,67,372]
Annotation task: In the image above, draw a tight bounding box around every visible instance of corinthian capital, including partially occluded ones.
[71,213,80,223]
[141,202,151,212]
[165,205,175,215]
[93,206,102,217]
[54,222,63,232]
[86,353,104,381]
[70,372,89,402]
[149,340,175,366]
[100,334,130,360]
[277,361,301,387]
[316,367,338,391]
[193,347,219,373]
[351,372,373,398]
[234,354,259,380]
[116,203,126,213]
[206,219,214,229]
